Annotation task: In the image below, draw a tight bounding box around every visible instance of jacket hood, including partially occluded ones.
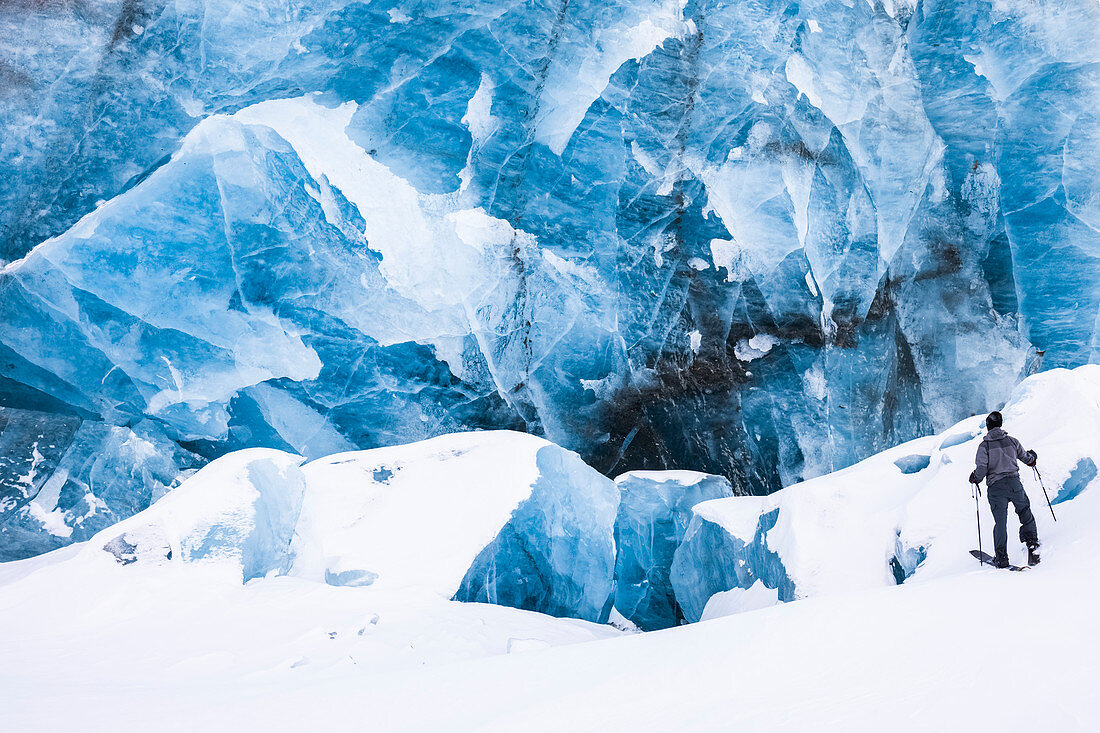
[984,427,1008,441]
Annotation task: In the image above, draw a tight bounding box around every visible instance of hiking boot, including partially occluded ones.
[1026,542,1041,567]
[993,554,1010,569]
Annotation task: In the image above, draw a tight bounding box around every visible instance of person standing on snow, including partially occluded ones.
[969,411,1041,567]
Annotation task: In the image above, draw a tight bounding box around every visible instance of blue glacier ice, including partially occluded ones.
[613,470,732,630]
[1051,458,1097,505]
[0,405,200,562]
[3,0,1100,558]
[670,506,795,623]
[454,439,619,623]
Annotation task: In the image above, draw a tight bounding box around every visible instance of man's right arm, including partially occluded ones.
[970,443,988,484]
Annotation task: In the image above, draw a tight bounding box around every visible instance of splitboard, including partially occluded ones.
[970,549,1029,572]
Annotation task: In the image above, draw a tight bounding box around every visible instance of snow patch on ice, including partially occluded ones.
[462,73,497,146]
[734,335,778,362]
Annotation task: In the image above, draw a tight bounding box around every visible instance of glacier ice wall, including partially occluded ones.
[2,0,1100,557]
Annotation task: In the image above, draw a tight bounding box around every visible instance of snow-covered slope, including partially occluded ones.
[1,367,1099,730]
[671,365,1100,621]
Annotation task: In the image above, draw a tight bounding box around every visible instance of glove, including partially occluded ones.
[1025,450,1038,467]
[969,471,981,485]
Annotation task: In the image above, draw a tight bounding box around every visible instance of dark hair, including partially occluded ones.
[986,411,1003,430]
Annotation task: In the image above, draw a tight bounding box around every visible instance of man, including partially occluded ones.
[969,411,1040,567]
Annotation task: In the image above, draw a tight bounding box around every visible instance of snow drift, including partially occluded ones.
[77,430,620,623]
[295,431,619,622]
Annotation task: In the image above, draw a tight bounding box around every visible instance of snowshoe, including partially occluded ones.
[969,550,1028,572]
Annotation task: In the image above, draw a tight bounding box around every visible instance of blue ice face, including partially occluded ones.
[454,444,619,623]
[3,0,1100,558]
[613,472,733,630]
[670,508,795,623]
[0,406,199,562]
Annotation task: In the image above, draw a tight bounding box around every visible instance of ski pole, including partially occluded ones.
[1032,466,1057,522]
[974,482,983,564]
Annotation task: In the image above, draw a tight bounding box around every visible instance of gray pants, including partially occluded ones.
[987,475,1039,557]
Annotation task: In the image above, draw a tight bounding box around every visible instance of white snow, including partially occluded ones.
[23,501,72,539]
[734,334,778,361]
[693,494,767,540]
[709,237,748,282]
[615,469,709,487]
[689,329,702,354]
[15,441,42,486]
[2,368,1100,731]
[295,431,557,596]
[461,73,497,146]
[700,580,780,620]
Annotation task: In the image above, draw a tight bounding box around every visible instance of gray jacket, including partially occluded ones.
[972,427,1036,485]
